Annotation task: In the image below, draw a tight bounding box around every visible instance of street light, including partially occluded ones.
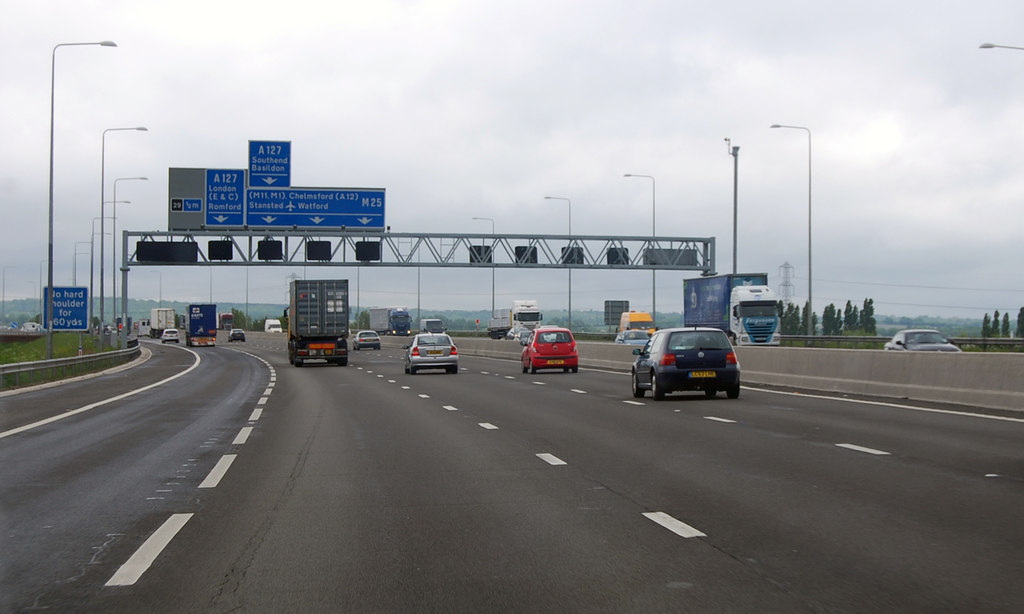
[48,40,117,358]
[724,141,740,274]
[624,174,656,324]
[544,196,572,330]
[979,42,1024,51]
[770,123,813,337]
[112,176,147,344]
[472,216,496,317]
[99,126,146,347]
[73,242,91,285]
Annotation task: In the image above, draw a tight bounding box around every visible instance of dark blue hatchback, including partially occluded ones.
[631,327,740,400]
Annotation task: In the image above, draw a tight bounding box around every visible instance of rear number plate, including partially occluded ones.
[547,359,564,365]
[427,350,443,355]
[689,370,715,378]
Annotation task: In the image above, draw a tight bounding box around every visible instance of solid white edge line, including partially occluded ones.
[643,511,706,538]
[836,443,891,456]
[536,453,567,466]
[198,454,237,488]
[104,513,193,586]
[0,347,203,439]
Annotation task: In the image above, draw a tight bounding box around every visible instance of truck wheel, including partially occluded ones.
[294,359,304,367]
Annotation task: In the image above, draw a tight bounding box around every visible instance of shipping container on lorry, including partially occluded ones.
[149,307,176,338]
[682,273,781,345]
[185,304,217,346]
[370,307,412,336]
[288,279,349,367]
[487,309,511,339]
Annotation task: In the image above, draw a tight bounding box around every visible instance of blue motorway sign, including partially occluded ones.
[205,169,245,226]
[46,286,88,331]
[248,140,291,187]
[246,188,385,229]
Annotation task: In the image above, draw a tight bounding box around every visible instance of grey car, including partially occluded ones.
[615,329,651,345]
[631,327,740,400]
[404,333,459,374]
[884,329,961,352]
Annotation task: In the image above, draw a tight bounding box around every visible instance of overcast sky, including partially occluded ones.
[4,0,1024,322]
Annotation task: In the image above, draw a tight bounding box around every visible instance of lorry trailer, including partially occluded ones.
[288,279,349,367]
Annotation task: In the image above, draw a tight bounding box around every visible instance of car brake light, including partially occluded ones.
[660,354,676,366]
[450,346,458,355]
[411,347,420,356]
[726,352,738,364]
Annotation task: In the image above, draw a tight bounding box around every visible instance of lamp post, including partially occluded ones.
[770,124,813,337]
[624,174,656,324]
[724,141,740,274]
[111,176,146,344]
[73,241,91,285]
[544,196,572,330]
[472,216,496,317]
[48,41,117,358]
[90,215,114,332]
[2,266,14,323]
[99,126,146,347]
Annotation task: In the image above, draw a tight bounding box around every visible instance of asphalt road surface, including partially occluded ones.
[2,336,1022,612]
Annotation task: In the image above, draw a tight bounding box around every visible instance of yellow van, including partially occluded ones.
[619,311,655,334]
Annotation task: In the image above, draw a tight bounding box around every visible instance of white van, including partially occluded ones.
[264,318,283,333]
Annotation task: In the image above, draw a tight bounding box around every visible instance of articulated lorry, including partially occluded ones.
[487,299,543,339]
[185,304,217,346]
[149,307,176,338]
[683,273,781,345]
[370,307,412,336]
[288,279,349,367]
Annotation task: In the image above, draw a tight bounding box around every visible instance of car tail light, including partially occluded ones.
[660,353,676,366]
[726,352,738,365]
[411,347,420,356]
[450,346,458,355]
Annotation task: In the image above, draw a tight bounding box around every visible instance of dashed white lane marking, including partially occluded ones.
[504,376,515,380]
[479,423,499,430]
[401,386,411,390]
[836,443,891,456]
[105,513,194,586]
[257,396,268,405]
[418,394,430,399]
[232,427,253,445]
[704,416,736,423]
[443,405,459,411]
[198,454,237,488]
[643,512,706,538]
[570,389,587,394]
[623,400,644,406]
[262,387,273,396]
[248,407,263,421]
[533,381,546,386]
[536,453,567,466]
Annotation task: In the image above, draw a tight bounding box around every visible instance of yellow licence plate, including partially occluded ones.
[428,350,443,355]
[689,370,715,378]
[547,359,564,365]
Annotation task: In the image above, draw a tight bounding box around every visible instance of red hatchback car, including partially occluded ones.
[521,326,579,374]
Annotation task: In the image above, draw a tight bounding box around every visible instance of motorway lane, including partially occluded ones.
[0,340,272,612]
[7,341,1024,612]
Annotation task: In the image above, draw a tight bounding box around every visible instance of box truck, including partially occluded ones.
[683,273,780,345]
[185,304,217,346]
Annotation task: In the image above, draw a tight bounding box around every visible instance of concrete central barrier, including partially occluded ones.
[381,336,1024,414]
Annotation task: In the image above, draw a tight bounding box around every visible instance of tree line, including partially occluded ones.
[981,308,1024,338]
[777,299,877,336]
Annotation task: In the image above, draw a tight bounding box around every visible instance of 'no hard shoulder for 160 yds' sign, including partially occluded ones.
[167,139,386,231]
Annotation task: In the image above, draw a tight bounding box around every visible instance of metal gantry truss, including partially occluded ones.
[123,229,716,273]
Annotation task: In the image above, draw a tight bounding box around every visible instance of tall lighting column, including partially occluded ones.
[544,196,572,330]
[624,174,656,325]
[48,40,117,358]
[99,126,146,347]
[770,124,813,337]
[472,216,496,317]
[725,140,740,274]
[112,176,147,346]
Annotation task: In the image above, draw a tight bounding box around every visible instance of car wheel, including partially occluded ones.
[727,384,740,399]
[530,362,537,375]
[651,372,665,401]
[571,366,578,374]
[522,362,528,374]
[631,371,645,398]
[404,364,410,374]
[704,388,717,398]
[409,366,417,375]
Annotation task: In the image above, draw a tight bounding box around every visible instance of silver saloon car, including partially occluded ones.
[404,333,459,374]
